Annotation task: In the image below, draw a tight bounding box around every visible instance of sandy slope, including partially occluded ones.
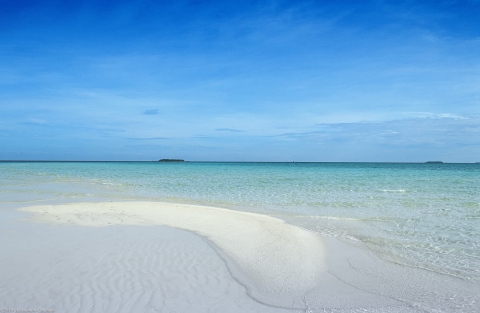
[18,201,326,309]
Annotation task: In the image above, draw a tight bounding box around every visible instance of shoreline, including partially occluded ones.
[1,200,478,312]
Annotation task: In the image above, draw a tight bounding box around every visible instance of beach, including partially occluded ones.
[3,202,309,312]
[4,0,478,311]
[1,162,479,312]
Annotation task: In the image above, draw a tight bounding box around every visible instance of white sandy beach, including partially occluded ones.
[1,201,478,312]
[0,201,329,312]
[18,201,325,308]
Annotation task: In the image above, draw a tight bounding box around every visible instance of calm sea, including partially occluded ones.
[1,161,479,283]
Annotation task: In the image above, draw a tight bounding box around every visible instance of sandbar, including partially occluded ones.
[19,201,326,308]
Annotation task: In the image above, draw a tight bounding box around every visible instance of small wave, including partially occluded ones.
[381,189,406,193]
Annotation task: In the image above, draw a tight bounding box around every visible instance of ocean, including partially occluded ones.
[1,161,479,285]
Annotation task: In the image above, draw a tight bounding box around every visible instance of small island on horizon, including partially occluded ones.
[158,159,185,162]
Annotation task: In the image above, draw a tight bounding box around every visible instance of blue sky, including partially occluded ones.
[1,0,479,161]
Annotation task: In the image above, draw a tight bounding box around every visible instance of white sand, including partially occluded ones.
[0,217,291,312]
[18,201,326,309]
[4,202,475,312]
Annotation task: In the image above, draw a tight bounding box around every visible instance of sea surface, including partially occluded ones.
[1,161,479,284]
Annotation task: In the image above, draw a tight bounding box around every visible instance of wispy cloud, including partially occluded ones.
[20,118,48,125]
[127,137,169,140]
[215,128,245,133]
[402,112,470,119]
[275,116,480,147]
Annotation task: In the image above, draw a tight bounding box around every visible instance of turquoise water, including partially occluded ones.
[1,161,479,283]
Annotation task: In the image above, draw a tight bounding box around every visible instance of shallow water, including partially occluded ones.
[1,161,479,284]
[2,161,480,312]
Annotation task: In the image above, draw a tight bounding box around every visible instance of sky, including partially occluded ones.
[1,0,479,162]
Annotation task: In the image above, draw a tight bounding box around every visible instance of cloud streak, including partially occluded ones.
[276,116,480,147]
[127,137,169,140]
[215,128,245,133]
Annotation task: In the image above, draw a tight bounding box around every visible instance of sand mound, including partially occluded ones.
[20,201,325,308]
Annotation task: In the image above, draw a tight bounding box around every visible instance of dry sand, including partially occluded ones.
[2,201,472,312]
[15,201,326,310]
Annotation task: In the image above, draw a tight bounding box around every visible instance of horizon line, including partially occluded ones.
[1,160,479,164]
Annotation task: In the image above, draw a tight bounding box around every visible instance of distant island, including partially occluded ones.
[426,161,444,163]
[158,159,185,162]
